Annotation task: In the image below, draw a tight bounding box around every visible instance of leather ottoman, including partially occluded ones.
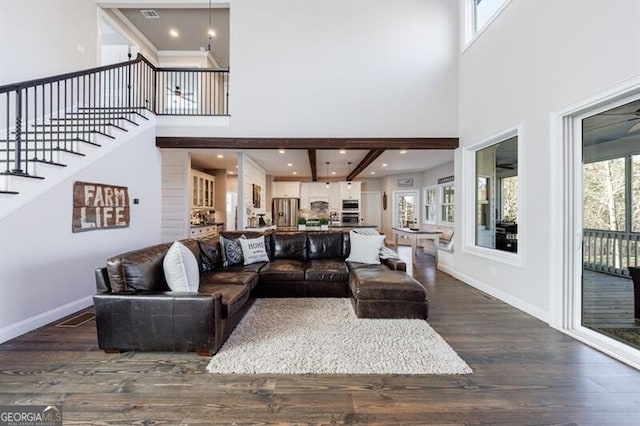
[349,266,429,319]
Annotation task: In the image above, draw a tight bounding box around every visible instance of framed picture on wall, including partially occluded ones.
[397,178,413,187]
[253,184,261,208]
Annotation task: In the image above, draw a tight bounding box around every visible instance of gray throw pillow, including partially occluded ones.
[220,235,246,267]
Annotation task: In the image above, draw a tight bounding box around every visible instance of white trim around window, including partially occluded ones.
[549,75,640,370]
[423,185,437,224]
[438,183,455,225]
[461,0,514,53]
[462,123,524,267]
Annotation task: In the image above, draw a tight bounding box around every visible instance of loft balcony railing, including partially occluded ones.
[583,229,640,277]
[0,54,228,179]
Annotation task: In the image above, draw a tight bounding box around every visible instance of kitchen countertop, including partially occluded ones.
[274,223,378,231]
[190,222,224,229]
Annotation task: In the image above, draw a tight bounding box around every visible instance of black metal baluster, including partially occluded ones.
[5,93,9,172]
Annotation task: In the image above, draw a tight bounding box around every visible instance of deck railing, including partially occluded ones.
[0,54,228,177]
[583,229,640,277]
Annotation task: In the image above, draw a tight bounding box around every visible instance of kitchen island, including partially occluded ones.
[271,224,378,231]
[189,222,224,239]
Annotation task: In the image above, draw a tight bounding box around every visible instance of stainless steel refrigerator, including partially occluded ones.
[272,198,299,228]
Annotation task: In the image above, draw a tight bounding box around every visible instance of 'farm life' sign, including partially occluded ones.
[72,181,130,232]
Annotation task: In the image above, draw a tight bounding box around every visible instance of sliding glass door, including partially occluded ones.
[581,99,640,348]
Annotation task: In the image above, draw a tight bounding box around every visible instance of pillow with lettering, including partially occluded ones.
[239,236,270,265]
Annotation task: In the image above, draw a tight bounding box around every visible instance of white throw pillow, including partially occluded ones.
[239,236,270,265]
[163,241,200,292]
[346,231,385,264]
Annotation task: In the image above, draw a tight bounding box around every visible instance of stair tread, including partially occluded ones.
[0,171,45,180]
[1,138,101,147]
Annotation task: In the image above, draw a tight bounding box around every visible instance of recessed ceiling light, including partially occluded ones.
[208,29,216,37]
[331,171,336,175]
[400,150,407,154]
[382,163,388,167]
[292,171,297,175]
[228,171,234,174]
[279,149,286,154]
[287,163,293,167]
[339,150,346,154]
[216,154,224,159]
[235,165,238,169]
[370,171,376,175]
[169,29,179,38]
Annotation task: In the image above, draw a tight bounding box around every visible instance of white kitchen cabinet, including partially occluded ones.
[191,170,215,209]
[300,182,331,208]
[189,225,218,239]
[339,181,361,201]
[272,181,300,198]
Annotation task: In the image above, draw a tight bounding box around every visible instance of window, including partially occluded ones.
[583,158,626,231]
[440,185,455,224]
[474,0,508,33]
[475,136,518,253]
[464,0,511,46]
[633,154,640,233]
[423,186,437,223]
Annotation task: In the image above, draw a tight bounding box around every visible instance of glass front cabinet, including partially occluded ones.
[191,169,215,209]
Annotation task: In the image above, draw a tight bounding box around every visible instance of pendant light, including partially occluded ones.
[207,0,213,52]
[347,162,352,189]
[326,162,330,189]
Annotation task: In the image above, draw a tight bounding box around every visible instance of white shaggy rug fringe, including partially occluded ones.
[206,298,472,375]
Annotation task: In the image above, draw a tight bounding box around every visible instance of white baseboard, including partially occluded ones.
[0,295,93,344]
[441,267,550,323]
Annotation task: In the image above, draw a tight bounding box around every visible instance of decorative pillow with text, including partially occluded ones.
[239,236,270,265]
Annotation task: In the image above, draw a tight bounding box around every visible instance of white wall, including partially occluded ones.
[456,0,640,321]
[423,161,454,187]
[161,150,191,243]
[0,127,162,343]
[0,0,99,84]
[239,153,267,229]
[101,8,159,65]
[159,0,458,137]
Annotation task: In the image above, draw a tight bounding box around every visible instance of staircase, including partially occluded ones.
[1,107,150,195]
[0,54,229,203]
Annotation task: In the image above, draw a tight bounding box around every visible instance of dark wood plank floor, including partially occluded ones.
[2,247,640,425]
[583,270,637,328]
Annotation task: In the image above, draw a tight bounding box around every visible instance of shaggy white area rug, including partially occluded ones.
[206,298,472,375]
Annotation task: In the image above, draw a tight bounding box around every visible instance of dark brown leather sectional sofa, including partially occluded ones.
[93,230,428,355]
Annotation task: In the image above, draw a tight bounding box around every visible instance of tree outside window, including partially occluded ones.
[441,185,454,224]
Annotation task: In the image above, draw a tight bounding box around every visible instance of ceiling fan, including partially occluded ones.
[496,163,515,170]
[167,86,195,103]
[586,107,640,134]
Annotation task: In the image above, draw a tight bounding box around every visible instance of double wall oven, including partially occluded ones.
[341,199,360,224]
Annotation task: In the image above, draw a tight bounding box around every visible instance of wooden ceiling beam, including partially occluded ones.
[347,149,385,181]
[156,137,458,150]
[308,148,317,182]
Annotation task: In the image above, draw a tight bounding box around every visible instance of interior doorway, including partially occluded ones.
[226,192,237,231]
[99,13,137,65]
[361,191,382,229]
